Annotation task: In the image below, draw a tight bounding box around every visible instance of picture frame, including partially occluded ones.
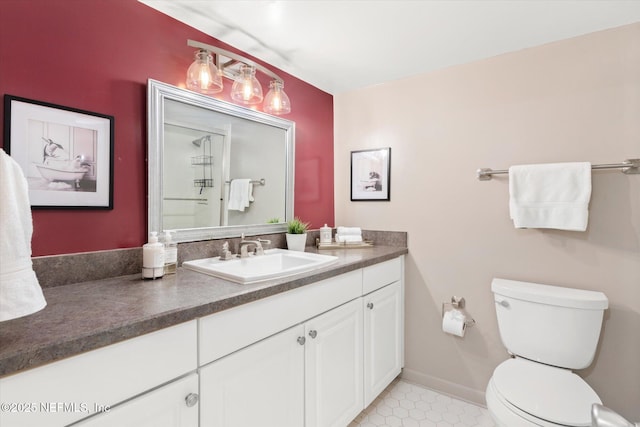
[350,147,391,201]
[4,95,114,209]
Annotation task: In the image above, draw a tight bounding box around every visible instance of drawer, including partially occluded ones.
[0,320,197,427]
[363,257,402,294]
[73,374,199,427]
[199,269,362,366]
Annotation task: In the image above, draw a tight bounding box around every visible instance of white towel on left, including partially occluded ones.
[0,148,46,321]
[228,179,252,212]
[509,162,592,231]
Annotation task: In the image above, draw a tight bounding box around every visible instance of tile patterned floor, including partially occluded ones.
[349,379,496,427]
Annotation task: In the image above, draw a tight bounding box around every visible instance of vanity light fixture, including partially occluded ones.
[186,39,292,115]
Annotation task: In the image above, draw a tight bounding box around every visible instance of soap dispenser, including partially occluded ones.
[142,231,164,279]
[163,230,177,275]
[320,224,332,244]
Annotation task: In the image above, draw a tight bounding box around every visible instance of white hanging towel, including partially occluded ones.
[509,162,592,231]
[0,149,46,321]
[227,179,252,212]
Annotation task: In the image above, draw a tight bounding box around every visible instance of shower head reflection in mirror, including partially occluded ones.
[192,135,210,147]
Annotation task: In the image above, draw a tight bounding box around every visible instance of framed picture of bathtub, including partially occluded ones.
[350,147,391,201]
[4,95,114,209]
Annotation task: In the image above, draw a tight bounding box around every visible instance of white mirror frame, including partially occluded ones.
[147,79,295,242]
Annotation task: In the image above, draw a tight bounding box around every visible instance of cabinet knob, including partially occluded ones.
[185,392,199,407]
[367,302,374,310]
[297,336,306,345]
[308,330,317,339]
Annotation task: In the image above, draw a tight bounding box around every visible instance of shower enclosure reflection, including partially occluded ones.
[163,130,226,230]
[148,79,295,243]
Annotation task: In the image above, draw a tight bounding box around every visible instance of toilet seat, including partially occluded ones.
[487,378,567,426]
[492,358,601,427]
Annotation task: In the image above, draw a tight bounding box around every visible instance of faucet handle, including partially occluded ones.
[257,238,270,255]
[220,241,234,260]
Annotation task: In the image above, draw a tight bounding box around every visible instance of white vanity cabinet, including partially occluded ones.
[0,255,404,427]
[198,256,404,427]
[200,298,364,427]
[198,269,364,427]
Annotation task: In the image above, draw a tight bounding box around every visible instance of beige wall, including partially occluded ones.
[334,23,640,419]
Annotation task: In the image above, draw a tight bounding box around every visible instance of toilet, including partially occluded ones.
[486,278,608,427]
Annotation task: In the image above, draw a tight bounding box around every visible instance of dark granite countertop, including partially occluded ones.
[0,245,407,378]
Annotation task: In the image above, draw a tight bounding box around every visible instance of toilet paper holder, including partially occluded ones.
[442,296,476,327]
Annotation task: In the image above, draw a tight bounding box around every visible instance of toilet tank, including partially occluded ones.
[491,278,608,370]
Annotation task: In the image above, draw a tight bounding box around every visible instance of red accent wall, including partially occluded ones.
[0,0,334,256]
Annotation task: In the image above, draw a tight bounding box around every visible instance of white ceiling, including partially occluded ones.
[140,0,640,95]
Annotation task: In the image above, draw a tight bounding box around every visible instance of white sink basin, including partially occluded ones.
[182,249,339,284]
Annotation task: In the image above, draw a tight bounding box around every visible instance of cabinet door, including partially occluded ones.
[305,298,364,427]
[75,374,198,427]
[200,325,305,427]
[364,280,403,407]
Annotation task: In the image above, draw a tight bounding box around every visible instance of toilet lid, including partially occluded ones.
[493,358,601,427]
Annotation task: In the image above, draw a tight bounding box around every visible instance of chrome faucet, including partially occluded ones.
[239,234,271,258]
[239,240,260,258]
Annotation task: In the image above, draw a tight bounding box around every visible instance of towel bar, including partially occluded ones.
[163,197,208,202]
[477,158,640,181]
[224,178,266,185]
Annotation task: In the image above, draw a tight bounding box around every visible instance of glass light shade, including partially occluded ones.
[186,50,223,95]
[264,80,291,115]
[231,65,263,105]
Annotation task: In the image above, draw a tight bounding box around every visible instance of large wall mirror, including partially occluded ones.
[148,79,294,242]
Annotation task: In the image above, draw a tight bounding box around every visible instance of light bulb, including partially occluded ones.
[186,50,223,95]
[264,80,291,115]
[231,65,263,105]
[199,67,211,89]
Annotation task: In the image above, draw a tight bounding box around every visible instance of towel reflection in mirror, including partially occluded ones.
[227,179,254,212]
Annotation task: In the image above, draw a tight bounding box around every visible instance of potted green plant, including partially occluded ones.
[286,217,310,252]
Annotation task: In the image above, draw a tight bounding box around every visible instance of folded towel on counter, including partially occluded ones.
[336,226,362,236]
[335,234,363,243]
[227,179,252,212]
[509,162,592,231]
[0,149,46,321]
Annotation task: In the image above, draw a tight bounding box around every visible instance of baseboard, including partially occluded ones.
[401,368,488,408]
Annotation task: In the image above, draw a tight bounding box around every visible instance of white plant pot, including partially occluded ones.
[286,233,307,252]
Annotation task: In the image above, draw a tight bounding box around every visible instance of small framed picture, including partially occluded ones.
[4,95,114,209]
[350,147,391,201]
